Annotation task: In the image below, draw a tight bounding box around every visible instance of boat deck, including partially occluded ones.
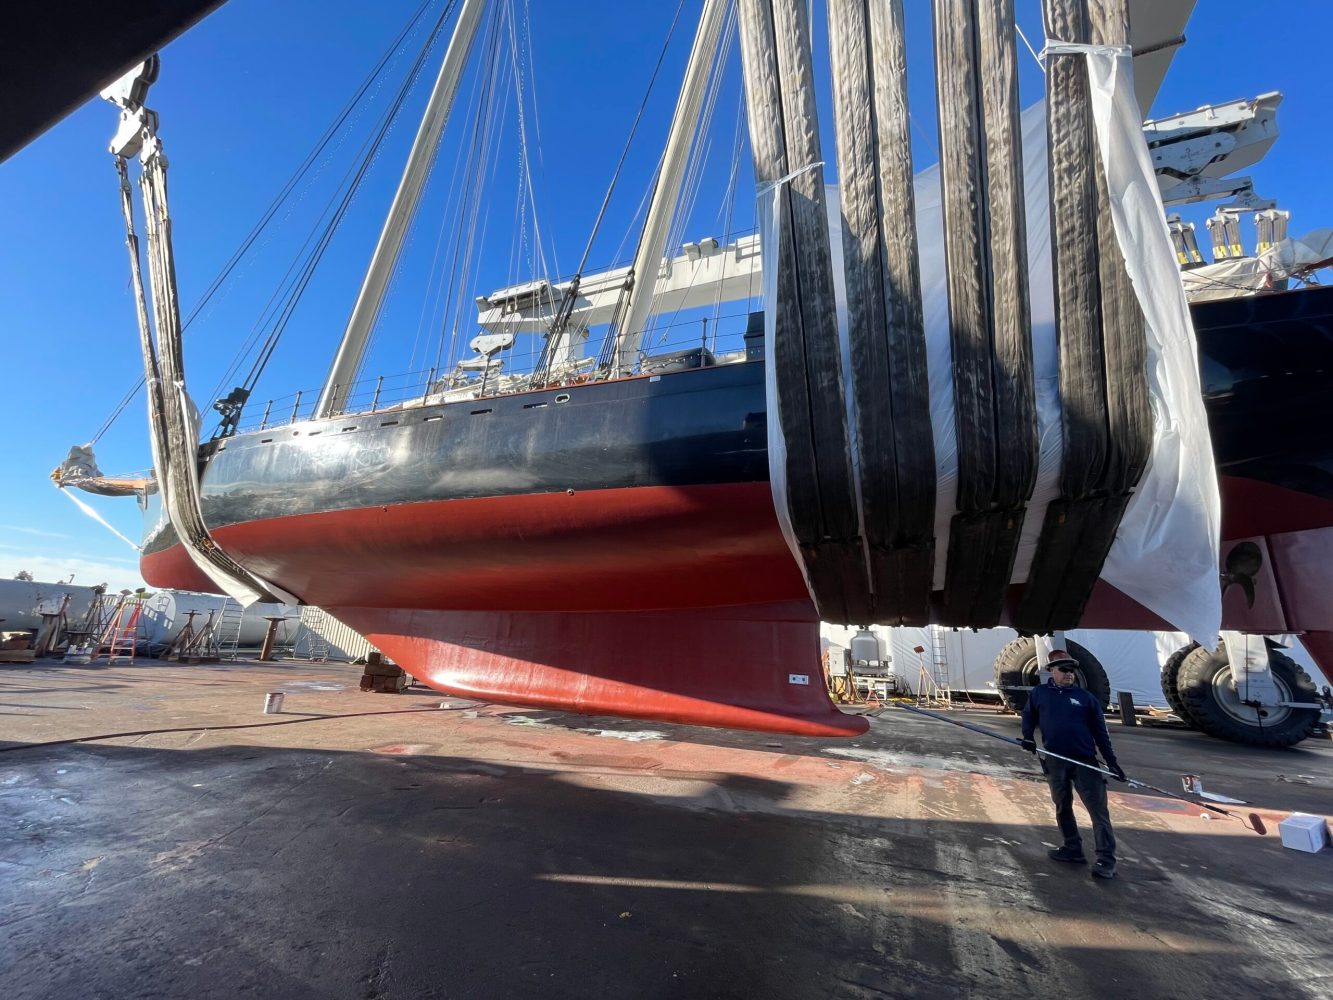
[2,659,1331,999]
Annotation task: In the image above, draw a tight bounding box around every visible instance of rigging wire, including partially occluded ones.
[574,0,689,279]
[675,7,736,243]
[1015,22,1045,72]
[237,2,461,407]
[597,0,734,370]
[611,156,666,280]
[520,0,559,281]
[212,105,403,404]
[408,3,500,373]
[537,0,690,382]
[521,0,547,174]
[87,0,441,445]
[207,4,443,404]
[454,67,511,360]
[434,6,511,372]
[475,0,560,378]
[711,83,748,347]
[501,4,533,301]
[506,0,554,294]
[643,8,737,347]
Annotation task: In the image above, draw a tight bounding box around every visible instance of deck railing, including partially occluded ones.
[221,307,760,436]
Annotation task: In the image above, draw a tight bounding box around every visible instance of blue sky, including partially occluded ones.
[1,0,1329,592]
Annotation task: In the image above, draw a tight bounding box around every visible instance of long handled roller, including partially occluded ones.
[897,703,1268,835]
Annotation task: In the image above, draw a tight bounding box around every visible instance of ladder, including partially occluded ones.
[295,607,332,662]
[929,626,952,706]
[63,590,114,663]
[97,596,144,664]
[215,597,245,660]
[914,626,952,708]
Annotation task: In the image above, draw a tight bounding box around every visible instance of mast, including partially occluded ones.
[316,0,490,418]
[609,0,731,376]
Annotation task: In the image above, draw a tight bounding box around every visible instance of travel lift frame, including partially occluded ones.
[475,91,1287,336]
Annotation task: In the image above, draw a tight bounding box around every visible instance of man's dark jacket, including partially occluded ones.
[1021,679,1119,766]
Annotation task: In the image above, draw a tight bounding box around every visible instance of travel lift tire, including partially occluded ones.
[1176,643,1321,748]
[1159,642,1200,727]
[993,637,1112,714]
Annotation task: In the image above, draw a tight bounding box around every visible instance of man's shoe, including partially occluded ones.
[1048,846,1088,864]
[1091,859,1117,879]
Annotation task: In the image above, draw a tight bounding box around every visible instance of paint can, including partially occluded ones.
[264,692,285,714]
[1182,774,1203,795]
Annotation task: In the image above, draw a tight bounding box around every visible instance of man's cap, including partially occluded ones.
[1046,650,1078,668]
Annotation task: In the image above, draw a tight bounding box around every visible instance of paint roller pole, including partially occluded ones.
[896,703,1267,834]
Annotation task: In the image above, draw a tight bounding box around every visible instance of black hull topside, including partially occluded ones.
[142,284,1333,625]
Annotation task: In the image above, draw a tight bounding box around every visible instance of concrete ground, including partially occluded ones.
[2,659,1330,1000]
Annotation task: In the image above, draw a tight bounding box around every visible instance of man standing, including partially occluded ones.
[1020,651,1126,879]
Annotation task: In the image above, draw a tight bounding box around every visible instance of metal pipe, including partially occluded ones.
[316,0,490,417]
[610,0,730,376]
[258,617,283,662]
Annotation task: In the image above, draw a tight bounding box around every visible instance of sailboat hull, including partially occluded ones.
[141,481,805,613]
[139,286,1333,730]
[142,483,869,735]
[331,601,866,736]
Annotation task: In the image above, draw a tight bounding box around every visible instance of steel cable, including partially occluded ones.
[89,0,443,444]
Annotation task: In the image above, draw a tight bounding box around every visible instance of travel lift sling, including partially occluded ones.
[472,87,1319,726]
[100,57,293,608]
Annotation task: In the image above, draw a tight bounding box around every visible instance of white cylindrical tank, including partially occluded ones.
[141,590,299,646]
[0,579,104,633]
[849,628,888,674]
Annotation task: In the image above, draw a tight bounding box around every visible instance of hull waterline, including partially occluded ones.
[139,286,1333,731]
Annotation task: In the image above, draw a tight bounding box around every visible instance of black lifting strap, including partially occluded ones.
[738,0,871,623]
[827,0,936,626]
[934,0,1039,628]
[1014,0,1151,633]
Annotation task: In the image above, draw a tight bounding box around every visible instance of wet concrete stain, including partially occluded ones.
[1,659,1331,999]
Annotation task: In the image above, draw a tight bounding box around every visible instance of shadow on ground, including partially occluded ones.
[2,739,1330,1000]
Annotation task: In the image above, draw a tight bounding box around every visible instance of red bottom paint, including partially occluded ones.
[139,476,1333,733]
[1219,475,1333,540]
[331,601,868,738]
[1294,632,1333,684]
[142,483,808,613]
[141,484,859,735]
